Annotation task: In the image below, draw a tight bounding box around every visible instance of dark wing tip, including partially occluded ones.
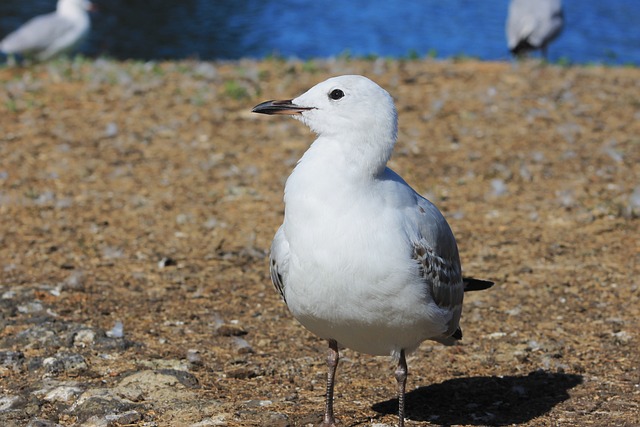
[452,327,463,340]
[463,277,494,292]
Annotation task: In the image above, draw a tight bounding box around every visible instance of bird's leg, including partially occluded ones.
[320,339,339,427]
[394,350,408,427]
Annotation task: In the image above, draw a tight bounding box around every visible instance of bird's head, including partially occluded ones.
[58,0,94,13]
[253,75,398,147]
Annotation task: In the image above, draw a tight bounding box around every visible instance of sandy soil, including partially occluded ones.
[0,58,638,427]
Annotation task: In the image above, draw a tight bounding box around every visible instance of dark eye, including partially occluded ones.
[329,89,344,100]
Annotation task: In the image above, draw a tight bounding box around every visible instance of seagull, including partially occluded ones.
[252,75,493,427]
[506,0,564,58]
[0,0,93,62]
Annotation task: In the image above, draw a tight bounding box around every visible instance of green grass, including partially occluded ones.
[223,80,249,100]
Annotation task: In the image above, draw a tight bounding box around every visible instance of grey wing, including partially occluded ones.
[531,1,564,47]
[269,225,289,303]
[1,14,74,54]
[410,196,464,337]
[506,0,563,49]
[412,238,463,310]
[506,0,536,49]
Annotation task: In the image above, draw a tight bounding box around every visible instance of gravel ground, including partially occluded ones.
[0,58,638,427]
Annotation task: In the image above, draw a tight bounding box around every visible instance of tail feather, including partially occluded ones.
[444,278,494,343]
[463,277,494,292]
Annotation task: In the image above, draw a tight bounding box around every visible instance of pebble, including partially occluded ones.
[625,186,640,218]
[115,369,199,401]
[226,366,260,379]
[232,337,254,354]
[186,349,203,366]
[612,331,632,345]
[17,301,44,314]
[43,385,83,403]
[73,329,97,347]
[105,410,142,424]
[0,350,25,373]
[189,414,228,426]
[106,321,124,338]
[62,271,85,290]
[104,122,119,138]
[69,388,136,424]
[0,394,25,411]
[43,352,88,376]
[216,324,247,337]
[26,419,63,427]
[490,178,508,197]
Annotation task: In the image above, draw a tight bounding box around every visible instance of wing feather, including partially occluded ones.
[412,241,463,310]
[269,225,288,303]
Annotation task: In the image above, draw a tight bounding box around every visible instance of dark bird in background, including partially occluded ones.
[506,0,564,58]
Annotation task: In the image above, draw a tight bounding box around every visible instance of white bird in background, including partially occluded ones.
[0,0,93,62]
[252,75,493,427]
[506,0,564,58]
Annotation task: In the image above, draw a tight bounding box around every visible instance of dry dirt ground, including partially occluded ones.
[0,58,638,427]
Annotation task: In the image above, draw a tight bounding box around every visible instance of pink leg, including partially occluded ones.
[394,350,408,427]
[319,339,339,427]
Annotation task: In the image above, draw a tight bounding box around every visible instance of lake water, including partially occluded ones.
[1,0,639,64]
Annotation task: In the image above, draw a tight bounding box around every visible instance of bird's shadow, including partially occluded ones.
[372,370,582,426]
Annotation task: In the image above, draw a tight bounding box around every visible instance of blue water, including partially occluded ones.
[1,0,639,64]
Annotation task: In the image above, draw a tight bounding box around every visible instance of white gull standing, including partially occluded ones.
[506,0,564,58]
[0,0,93,62]
[252,75,493,427]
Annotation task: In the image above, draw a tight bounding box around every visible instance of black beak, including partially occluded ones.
[251,99,314,115]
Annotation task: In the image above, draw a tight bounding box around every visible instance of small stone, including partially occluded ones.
[105,410,142,425]
[612,331,632,345]
[0,394,25,411]
[63,271,85,290]
[43,385,83,403]
[43,352,88,376]
[485,332,507,340]
[17,301,44,314]
[0,350,25,373]
[625,186,640,218]
[216,324,247,337]
[69,389,135,424]
[2,289,16,299]
[189,414,228,426]
[157,369,199,388]
[106,321,124,338]
[73,329,97,347]
[266,412,289,427]
[26,419,63,427]
[226,366,259,379]
[116,369,199,396]
[232,337,254,354]
[186,349,203,366]
[104,122,119,138]
[80,415,109,427]
[243,399,272,408]
[490,178,508,197]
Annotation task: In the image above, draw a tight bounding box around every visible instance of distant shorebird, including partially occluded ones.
[506,0,564,58]
[0,0,93,62]
[252,75,493,427]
